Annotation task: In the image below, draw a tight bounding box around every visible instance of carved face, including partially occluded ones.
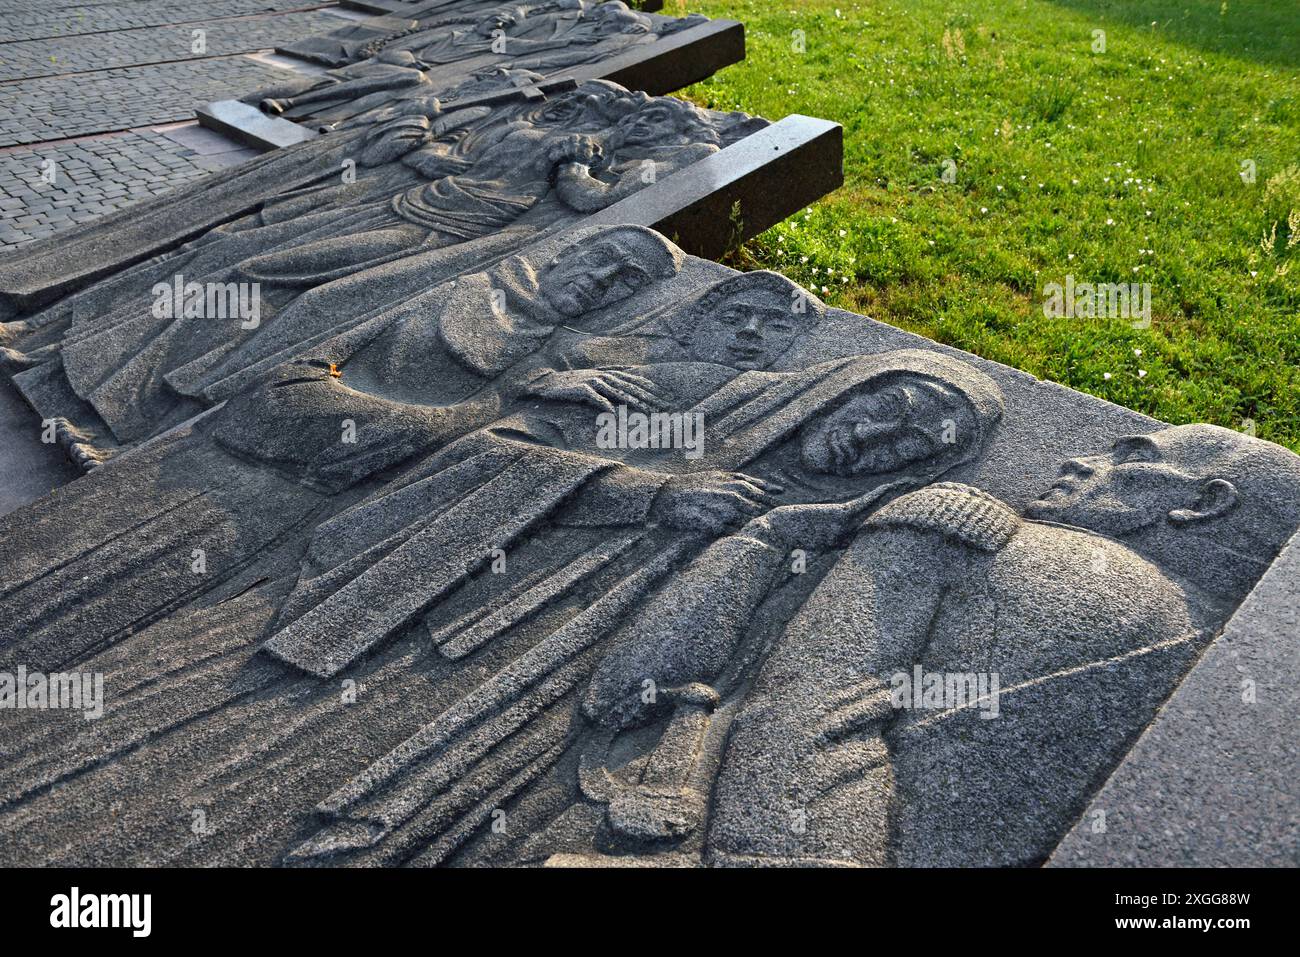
[594,7,649,35]
[689,292,810,369]
[531,88,642,132]
[539,238,659,318]
[615,102,704,146]
[1025,428,1239,536]
[798,377,969,477]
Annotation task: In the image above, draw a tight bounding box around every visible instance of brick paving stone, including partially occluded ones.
[0,0,327,43]
[0,11,343,81]
[0,129,220,250]
[0,56,291,146]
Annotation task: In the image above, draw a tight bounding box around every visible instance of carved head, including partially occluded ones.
[706,349,1003,484]
[527,82,647,131]
[675,271,825,370]
[539,225,683,319]
[798,374,978,477]
[614,97,722,148]
[1026,424,1300,595]
[591,1,651,35]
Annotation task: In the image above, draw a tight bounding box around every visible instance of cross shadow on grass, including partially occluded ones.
[1048,0,1299,68]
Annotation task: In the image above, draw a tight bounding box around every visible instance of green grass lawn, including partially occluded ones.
[674,0,1300,449]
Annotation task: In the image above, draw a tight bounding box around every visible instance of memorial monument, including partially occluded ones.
[0,0,1294,871]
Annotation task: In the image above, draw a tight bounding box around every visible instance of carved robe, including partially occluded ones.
[277,351,1003,864]
[707,483,1227,867]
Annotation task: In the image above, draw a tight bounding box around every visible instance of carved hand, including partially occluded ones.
[651,471,782,534]
[543,133,603,168]
[525,368,668,414]
[740,480,912,550]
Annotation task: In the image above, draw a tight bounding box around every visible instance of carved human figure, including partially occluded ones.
[170,92,759,403]
[244,49,433,117]
[335,65,546,132]
[552,353,1003,849]
[249,1,585,115]
[257,271,829,683]
[387,0,586,67]
[272,0,557,69]
[706,425,1300,866]
[280,350,1005,863]
[0,226,683,673]
[397,0,679,75]
[25,82,741,451]
[262,0,670,123]
[557,270,828,371]
[205,224,687,462]
[221,85,740,316]
[232,81,643,286]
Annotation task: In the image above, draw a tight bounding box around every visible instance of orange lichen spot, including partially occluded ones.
[328,362,342,379]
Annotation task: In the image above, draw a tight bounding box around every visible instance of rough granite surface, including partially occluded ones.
[1049,528,1300,867]
[0,0,1292,871]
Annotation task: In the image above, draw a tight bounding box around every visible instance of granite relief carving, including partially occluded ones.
[1,228,1295,868]
[0,0,1291,873]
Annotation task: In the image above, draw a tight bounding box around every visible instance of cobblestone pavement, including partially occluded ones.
[0,10,343,81]
[0,127,257,249]
[0,56,292,146]
[0,0,326,43]
[0,1,339,248]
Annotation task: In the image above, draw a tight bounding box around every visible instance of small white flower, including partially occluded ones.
[1103,372,1112,380]
[1134,348,1142,356]
[1106,218,1115,225]
[1138,369,1147,378]
[980,207,989,214]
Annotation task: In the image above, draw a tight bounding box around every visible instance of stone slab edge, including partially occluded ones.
[577,113,841,259]
[196,99,320,152]
[219,17,742,152]
[577,17,742,97]
[1049,527,1300,867]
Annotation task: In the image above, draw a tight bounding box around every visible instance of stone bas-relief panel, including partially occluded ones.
[260,0,714,130]
[0,226,1296,868]
[0,78,768,464]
